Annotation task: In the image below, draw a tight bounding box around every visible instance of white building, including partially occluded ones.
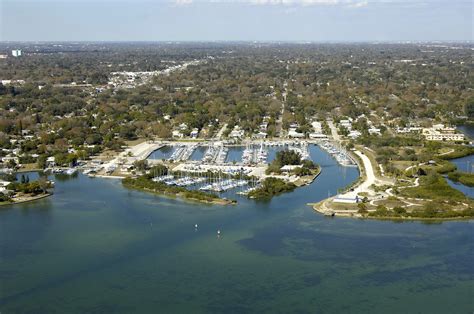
[333,196,360,204]
[309,121,325,139]
[12,50,22,57]
[340,119,352,130]
[368,128,381,136]
[178,123,188,131]
[348,130,362,139]
[288,128,305,138]
[254,131,267,139]
[229,126,245,138]
[46,156,56,167]
[172,130,184,138]
[422,124,464,141]
[397,127,422,134]
[309,133,327,139]
[311,121,322,133]
[190,128,199,139]
[280,165,303,174]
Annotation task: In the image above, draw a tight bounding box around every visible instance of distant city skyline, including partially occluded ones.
[1,0,472,42]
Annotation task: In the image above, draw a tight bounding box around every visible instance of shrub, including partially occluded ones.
[248,177,296,199]
[393,206,406,215]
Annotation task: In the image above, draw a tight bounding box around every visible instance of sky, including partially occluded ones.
[0,0,472,42]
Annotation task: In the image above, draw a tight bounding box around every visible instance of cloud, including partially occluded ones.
[174,0,193,5]
[173,0,370,6]
[249,0,339,5]
[346,0,368,8]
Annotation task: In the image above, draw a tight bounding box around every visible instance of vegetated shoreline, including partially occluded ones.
[439,146,474,161]
[447,171,474,187]
[441,148,474,187]
[361,215,474,222]
[312,146,474,221]
[311,198,474,222]
[248,167,321,200]
[9,162,321,207]
[293,167,322,187]
[0,193,52,207]
[347,211,473,222]
[122,177,236,206]
[16,167,43,173]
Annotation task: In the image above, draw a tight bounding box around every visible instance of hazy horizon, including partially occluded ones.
[1,0,472,42]
[0,40,473,43]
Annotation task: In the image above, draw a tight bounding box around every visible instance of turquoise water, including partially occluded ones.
[1,147,473,313]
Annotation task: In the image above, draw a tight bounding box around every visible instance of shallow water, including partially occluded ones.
[447,178,474,198]
[448,153,474,198]
[1,146,473,313]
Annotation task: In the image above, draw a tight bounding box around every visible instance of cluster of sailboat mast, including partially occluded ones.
[151,168,259,194]
[148,141,354,195]
[152,141,312,165]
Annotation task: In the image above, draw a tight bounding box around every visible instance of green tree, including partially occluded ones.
[133,159,148,172]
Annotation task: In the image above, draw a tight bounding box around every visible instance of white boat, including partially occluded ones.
[65,168,77,175]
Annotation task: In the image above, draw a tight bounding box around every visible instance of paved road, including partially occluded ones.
[327,120,340,142]
[338,150,375,199]
[277,81,288,138]
[214,123,228,140]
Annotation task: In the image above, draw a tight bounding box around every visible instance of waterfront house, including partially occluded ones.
[46,157,56,167]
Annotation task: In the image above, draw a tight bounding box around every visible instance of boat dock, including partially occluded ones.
[319,141,356,166]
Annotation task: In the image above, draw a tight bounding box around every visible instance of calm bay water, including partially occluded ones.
[458,124,474,140]
[150,144,289,164]
[1,146,473,313]
[148,145,175,161]
[448,123,474,196]
[448,153,474,198]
